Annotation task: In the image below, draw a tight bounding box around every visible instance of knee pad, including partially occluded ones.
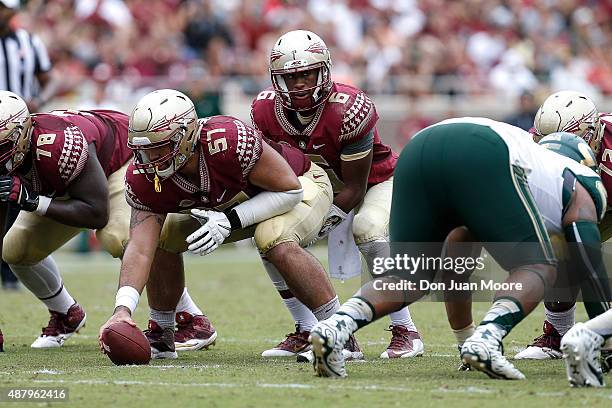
[159,213,196,254]
[353,207,388,245]
[3,227,42,265]
[96,227,128,258]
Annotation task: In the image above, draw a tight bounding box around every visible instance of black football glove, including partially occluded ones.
[0,175,39,212]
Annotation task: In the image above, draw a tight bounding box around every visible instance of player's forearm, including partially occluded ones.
[44,198,109,230]
[118,250,152,293]
[333,183,367,213]
[114,245,155,314]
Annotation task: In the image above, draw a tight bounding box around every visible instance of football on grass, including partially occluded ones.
[101,322,151,365]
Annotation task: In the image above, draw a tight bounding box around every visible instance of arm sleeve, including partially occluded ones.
[227,188,304,229]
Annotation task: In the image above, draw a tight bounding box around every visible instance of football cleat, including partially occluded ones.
[380,325,424,359]
[343,333,364,361]
[174,312,217,351]
[31,303,86,348]
[309,320,352,378]
[514,321,562,360]
[262,325,310,357]
[461,325,525,380]
[297,334,364,363]
[145,320,178,359]
[0,328,4,352]
[561,322,605,387]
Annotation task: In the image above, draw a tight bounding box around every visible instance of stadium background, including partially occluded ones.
[15,0,612,151]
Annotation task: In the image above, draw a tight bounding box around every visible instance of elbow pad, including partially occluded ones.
[228,188,303,229]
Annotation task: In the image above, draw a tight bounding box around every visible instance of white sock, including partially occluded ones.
[45,285,76,314]
[389,307,417,331]
[312,296,340,321]
[175,288,203,316]
[585,309,612,339]
[10,256,74,313]
[453,322,475,347]
[545,304,575,336]
[283,297,317,332]
[150,309,175,330]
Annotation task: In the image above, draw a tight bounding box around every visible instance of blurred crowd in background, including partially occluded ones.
[7,0,612,140]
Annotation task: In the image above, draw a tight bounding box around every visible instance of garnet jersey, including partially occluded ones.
[596,113,612,206]
[25,110,130,197]
[49,110,132,177]
[251,82,397,192]
[126,115,304,214]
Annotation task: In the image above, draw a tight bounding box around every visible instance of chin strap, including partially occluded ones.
[154,170,161,193]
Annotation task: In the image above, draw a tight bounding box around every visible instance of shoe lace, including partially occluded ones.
[529,332,559,349]
[41,312,63,336]
[279,330,308,346]
[386,325,410,350]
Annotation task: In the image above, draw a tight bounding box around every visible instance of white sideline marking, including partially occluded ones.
[32,379,414,392]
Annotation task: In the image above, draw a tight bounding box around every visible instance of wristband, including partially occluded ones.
[114,286,140,314]
[34,196,52,216]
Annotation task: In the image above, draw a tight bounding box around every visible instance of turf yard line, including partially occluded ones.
[29,379,612,400]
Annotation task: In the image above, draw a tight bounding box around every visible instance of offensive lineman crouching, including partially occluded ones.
[99,90,341,355]
[0,91,210,351]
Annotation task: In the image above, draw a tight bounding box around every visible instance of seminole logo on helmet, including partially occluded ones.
[269,30,333,111]
[538,132,598,171]
[0,90,32,175]
[534,90,603,155]
[128,89,199,191]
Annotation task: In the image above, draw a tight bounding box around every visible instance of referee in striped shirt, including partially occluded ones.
[1,0,55,289]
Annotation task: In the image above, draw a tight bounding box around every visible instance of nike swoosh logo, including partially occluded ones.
[313,144,325,150]
[217,189,227,202]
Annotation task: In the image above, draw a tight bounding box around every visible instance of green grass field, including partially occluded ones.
[1,246,611,407]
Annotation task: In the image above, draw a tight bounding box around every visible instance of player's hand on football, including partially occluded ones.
[317,204,348,240]
[0,175,39,211]
[186,209,232,255]
[98,307,136,353]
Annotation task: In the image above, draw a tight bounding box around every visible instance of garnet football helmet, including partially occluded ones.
[0,91,31,175]
[534,91,603,155]
[269,30,332,111]
[128,89,199,180]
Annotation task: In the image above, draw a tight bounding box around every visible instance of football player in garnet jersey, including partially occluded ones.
[99,89,356,359]
[251,30,423,359]
[0,91,210,351]
[508,91,612,369]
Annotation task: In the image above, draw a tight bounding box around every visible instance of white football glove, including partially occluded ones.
[186,209,232,256]
[317,204,348,240]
